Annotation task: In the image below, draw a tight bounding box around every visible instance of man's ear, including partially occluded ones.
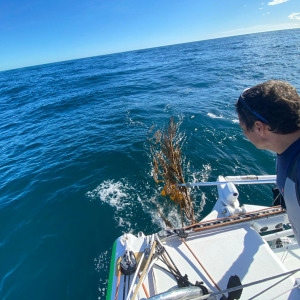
[254,121,268,136]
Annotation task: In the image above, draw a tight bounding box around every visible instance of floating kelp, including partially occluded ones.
[148,118,195,227]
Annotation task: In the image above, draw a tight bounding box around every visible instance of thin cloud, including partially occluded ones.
[289,12,300,20]
[268,0,288,5]
[219,23,299,38]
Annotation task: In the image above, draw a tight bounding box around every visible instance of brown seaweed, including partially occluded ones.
[148,118,195,227]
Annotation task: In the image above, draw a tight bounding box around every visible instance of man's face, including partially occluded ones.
[238,116,264,150]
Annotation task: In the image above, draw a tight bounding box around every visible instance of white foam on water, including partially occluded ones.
[189,164,212,218]
[191,163,212,183]
[198,192,207,215]
[148,196,183,229]
[94,250,109,273]
[166,207,184,228]
[85,165,212,232]
[207,112,223,119]
[95,250,109,299]
[86,180,129,210]
[86,179,135,230]
[125,110,147,127]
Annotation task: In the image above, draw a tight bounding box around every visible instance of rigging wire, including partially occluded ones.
[248,271,297,300]
[270,281,300,300]
[195,268,300,300]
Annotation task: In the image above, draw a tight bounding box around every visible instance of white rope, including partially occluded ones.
[125,253,145,300]
[131,240,157,300]
[123,234,154,300]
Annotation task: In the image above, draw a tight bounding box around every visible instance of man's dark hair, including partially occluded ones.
[235,80,300,134]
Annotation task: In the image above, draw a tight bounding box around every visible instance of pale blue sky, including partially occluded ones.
[1,0,299,71]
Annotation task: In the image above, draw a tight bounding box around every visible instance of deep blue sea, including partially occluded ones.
[0,29,300,299]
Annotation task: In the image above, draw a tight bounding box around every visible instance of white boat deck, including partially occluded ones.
[273,243,300,279]
[148,223,300,299]
[108,176,300,300]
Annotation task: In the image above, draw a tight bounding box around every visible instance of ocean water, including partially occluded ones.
[0,29,300,299]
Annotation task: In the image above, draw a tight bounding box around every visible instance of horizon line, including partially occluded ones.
[1,27,299,73]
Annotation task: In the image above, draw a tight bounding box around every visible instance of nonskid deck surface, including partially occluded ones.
[108,211,300,300]
[153,224,299,299]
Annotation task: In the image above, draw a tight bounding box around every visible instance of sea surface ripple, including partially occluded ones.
[0,29,299,299]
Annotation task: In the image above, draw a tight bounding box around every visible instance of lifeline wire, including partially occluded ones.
[196,268,300,300]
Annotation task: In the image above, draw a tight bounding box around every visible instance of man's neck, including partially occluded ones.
[271,130,300,154]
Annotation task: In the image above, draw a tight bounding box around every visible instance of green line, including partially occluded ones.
[106,239,117,300]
